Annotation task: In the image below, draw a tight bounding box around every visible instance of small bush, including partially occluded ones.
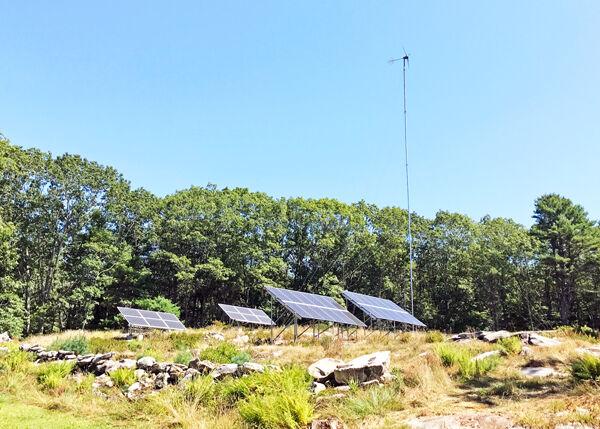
[175,350,194,365]
[181,375,215,405]
[49,335,89,355]
[109,367,136,389]
[571,354,600,381]
[200,342,250,364]
[0,350,33,373]
[435,344,471,367]
[425,330,445,343]
[497,337,523,355]
[344,386,404,419]
[37,361,75,390]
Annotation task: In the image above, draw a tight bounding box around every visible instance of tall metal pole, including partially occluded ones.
[390,53,414,316]
[402,54,414,317]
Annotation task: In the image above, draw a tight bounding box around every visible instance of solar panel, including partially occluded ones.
[117,306,186,331]
[342,290,426,327]
[265,286,366,327]
[218,304,275,326]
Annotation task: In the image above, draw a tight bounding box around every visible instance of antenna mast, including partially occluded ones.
[390,52,415,316]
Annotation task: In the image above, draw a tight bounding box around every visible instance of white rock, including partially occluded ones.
[239,362,265,375]
[233,335,249,346]
[210,363,239,380]
[333,351,390,385]
[527,333,561,347]
[136,356,156,370]
[478,331,514,342]
[0,332,11,343]
[334,385,351,392]
[0,347,9,353]
[312,382,326,395]
[308,358,345,382]
[207,332,225,341]
[406,416,461,429]
[470,350,501,362]
[520,367,558,377]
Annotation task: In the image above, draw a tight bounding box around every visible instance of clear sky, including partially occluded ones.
[1,1,599,226]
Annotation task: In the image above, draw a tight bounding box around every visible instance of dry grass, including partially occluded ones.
[1,326,599,428]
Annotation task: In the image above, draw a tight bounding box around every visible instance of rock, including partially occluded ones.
[0,332,10,343]
[312,382,326,395]
[406,416,461,429]
[520,367,559,377]
[575,346,600,357]
[239,362,265,375]
[154,372,169,389]
[233,335,249,346]
[210,363,239,380]
[136,356,156,370]
[207,332,225,341]
[451,332,478,341]
[527,333,560,347]
[360,379,381,388]
[93,374,114,389]
[311,418,346,429]
[182,368,201,382]
[19,343,32,352]
[0,347,8,353]
[520,346,534,357]
[188,359,217,374]
[471,350,501,362]
[477,331,514,343]
[334,385,351,392]
[555,425,594,429]
[333,351,390,385]
[126,382,143,399]
[134,369,146,380]
[308,358,345,383]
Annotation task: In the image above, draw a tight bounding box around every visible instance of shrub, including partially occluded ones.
[109,367,136,389]
[497,336,523,355]
[0,291,25,338]
[181,375,215,405]
[435,344,471,367]
[238,389,313,429]
[37,361,75,390]
[425,330,445,343]
[200,342,250,364]
[175,350,194,365]
[571,354,600,381]
[49,335,90,355]
[0,350,33,373]
[133,296,181,317]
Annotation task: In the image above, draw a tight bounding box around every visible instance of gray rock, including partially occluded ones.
[154,372,170,389]
[19,343,32,352]
[477,331,514,343]
[527,333,560,347]
[182,368,201,382]
[576,346,600,357]
[93,374,114,389]
[136,356,156,370]
[360,379,382,388]
[207,332,225,341]
[188,358,217,374]
[0,332,10,343]
[554,425,594,429]
[333,351,390,385]
[0,347,8,353]
[233,334,249,346]
[520,366,558,377]
[239,362,265,375]
[520,346,534,357]
[308,358,345,383]
[310,418,345,429]
[451,332,478,341]
[406,416,461,429]
[471,350,501,362]
[210,363,239,380]
[334,385,351,392]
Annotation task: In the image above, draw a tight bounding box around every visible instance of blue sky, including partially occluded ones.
[1,1,599,226]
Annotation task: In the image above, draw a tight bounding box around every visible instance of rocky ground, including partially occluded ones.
[0,327,599,428]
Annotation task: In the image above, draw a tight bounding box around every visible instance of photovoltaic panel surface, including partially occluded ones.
[218,304,275,326]
[117,306,186,331]
[265,286,366,327]
[342,290,426,327]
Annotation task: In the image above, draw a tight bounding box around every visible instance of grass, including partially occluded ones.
[571,354,600,381]
[175,349,194,365]
[2,325,598,429]
[36,361,75,391]
[109,367,137,389]
[199,342,250,364]
[49,335,90,355]
[497,336,523,355]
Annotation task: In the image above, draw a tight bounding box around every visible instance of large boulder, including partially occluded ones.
[136,356,156,370]
[239,362,265,375]
[527,333,560,347]
[477,331,514,343]
[0,332,11,343]
[188,359,217,374]
[308,358,345,383]
[520,366,559,378]
[333,351,390,385]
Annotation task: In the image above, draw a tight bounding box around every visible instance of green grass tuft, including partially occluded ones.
[571,354,600,381]
[36,361,75,390]
[181,375,215,405]
[425,330,445,343]
[174,349,193,365]
[109,367,136,389]
[200,342,250,364]
[49,335,90,355]
[497,336,523,355]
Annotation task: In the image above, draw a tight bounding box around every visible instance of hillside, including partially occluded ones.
[1,326,599,429]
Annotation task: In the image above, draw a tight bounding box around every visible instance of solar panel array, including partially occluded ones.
[218,304,275,326]
[342,290,426,327]
[117,306,186,331]
[266,286,366,327]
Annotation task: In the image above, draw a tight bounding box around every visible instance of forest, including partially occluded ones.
[1,135,599,337]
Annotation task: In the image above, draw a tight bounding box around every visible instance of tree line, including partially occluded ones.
[1,136,599,337]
